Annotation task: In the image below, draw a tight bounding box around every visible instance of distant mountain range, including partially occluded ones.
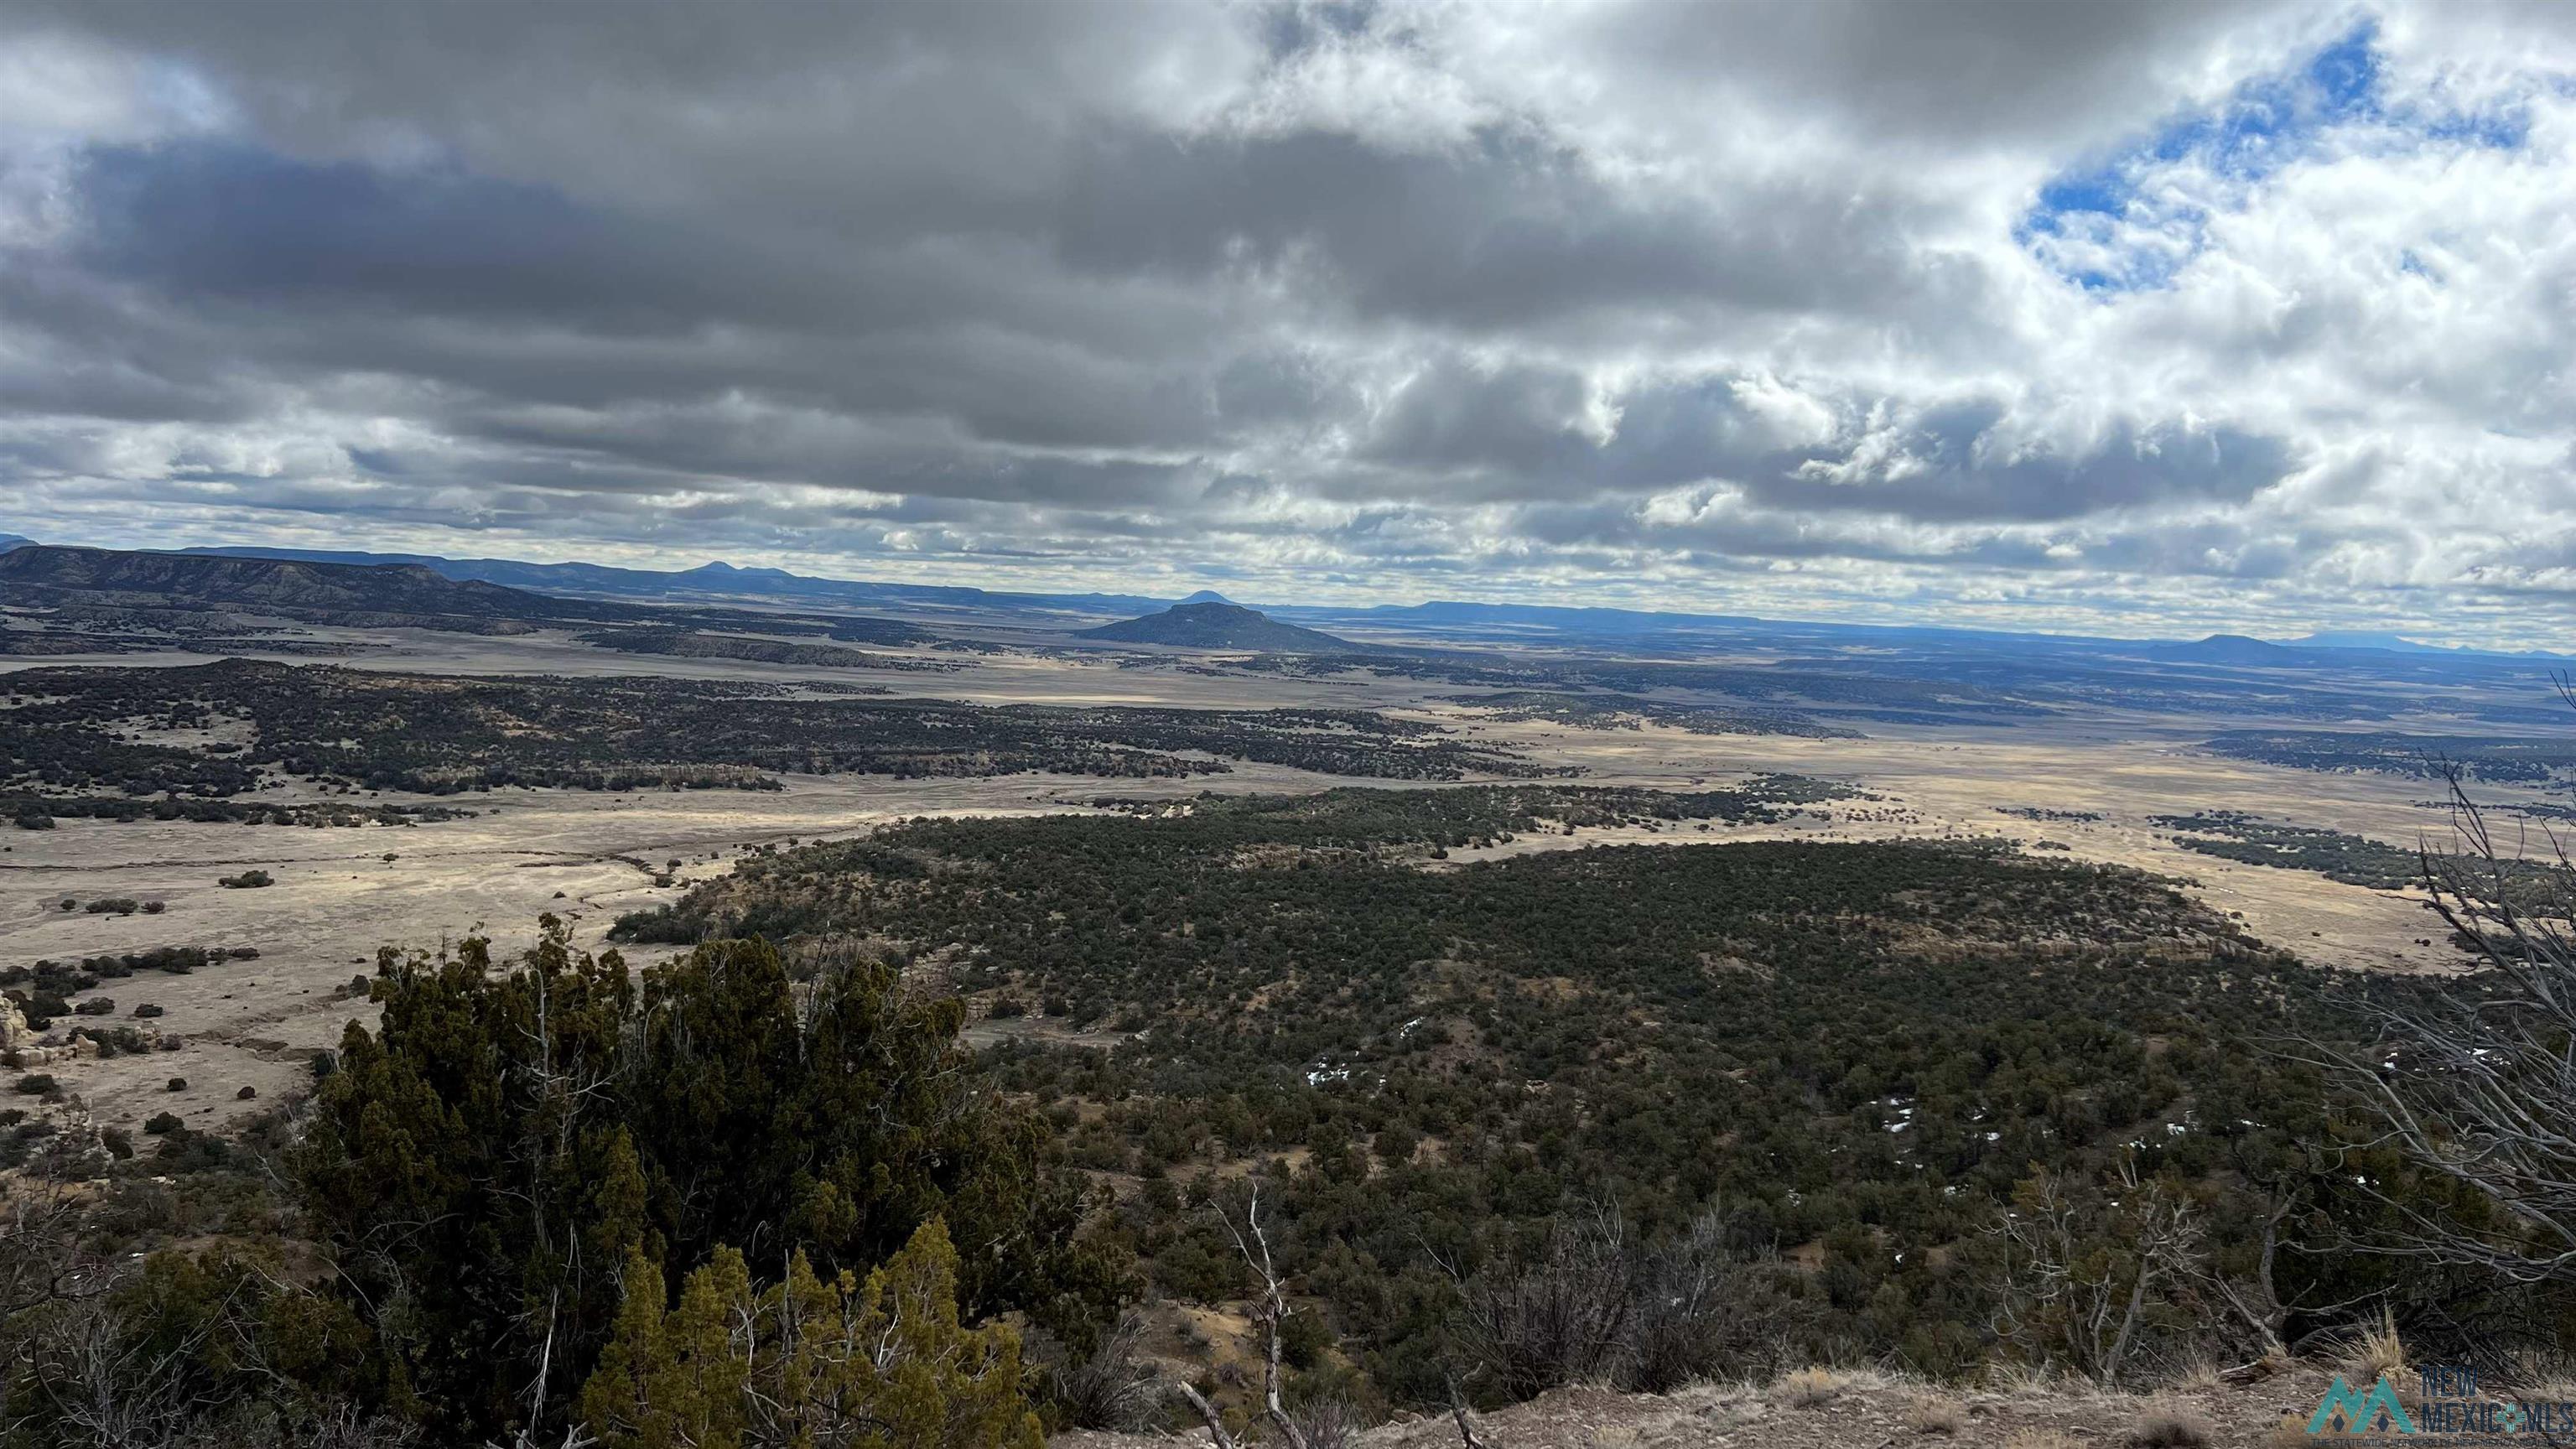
[0,531,2555,662]
[2292,629,2504,656]
[0,543,618,624]
[169,545,1173,621]
[1080,601,1363,652]
[2142,631,2567,667]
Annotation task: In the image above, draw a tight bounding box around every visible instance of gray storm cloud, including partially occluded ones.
[0,0,2573,644]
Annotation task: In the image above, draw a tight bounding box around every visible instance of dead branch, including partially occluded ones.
[2304,740,2576,1285]
[1161,1181,1307,1449]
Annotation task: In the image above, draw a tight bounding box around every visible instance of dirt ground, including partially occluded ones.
[1053,1363,2446,1448]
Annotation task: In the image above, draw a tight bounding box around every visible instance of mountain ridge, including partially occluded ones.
[175,544,1176,619]
[0,543,616,623]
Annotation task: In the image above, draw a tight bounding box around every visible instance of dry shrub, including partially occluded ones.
[1775,1366,1845,1409]
[1291,1393,1363,1449]
[1625,1215,1812,1392]
[2341,1306,2407,1386]
[2123,1400,2215,1448]
[1040,1311,1161,1431]
[1454,1206,1633,1399]
[1455,1203,1810,1398]
[1904,1394,1967,1436]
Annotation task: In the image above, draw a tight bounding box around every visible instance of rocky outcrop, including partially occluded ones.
[0,998,39,1060]
[1,1001,169,1067]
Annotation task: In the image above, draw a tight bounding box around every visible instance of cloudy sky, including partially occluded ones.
[2,1,2572,644]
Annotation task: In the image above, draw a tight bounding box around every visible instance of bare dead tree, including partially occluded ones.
[0,1152,115,1326]
[1988,1159,2205,1385]
[504,948,626,1436]
[2199,1185,2297,1359]
[1167,1378,1243,1449]
[19,1290,225,1449]
[2187,1141,2381,1366]
[2314,685,2576,1286]
[269,1402,428,1449]
[1166,1182,1311,1449]
[480,1426,598,1449]
[1,1147,135,1444]
[1444,1370,1495,1449]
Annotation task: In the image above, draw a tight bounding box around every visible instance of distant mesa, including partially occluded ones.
[1176,589,1235,605]
[1080,600,1359,652]
[678,559,800,583]
[0,532,33,553]
[2142,633,2315,665]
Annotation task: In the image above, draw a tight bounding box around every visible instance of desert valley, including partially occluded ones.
[9,540,2559,1128]
[8,538,2574,1446]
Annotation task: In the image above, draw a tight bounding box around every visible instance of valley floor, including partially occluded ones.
[6,635,2559,1150]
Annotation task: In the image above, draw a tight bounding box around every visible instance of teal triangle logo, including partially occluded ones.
[2308,1374,2417,1435]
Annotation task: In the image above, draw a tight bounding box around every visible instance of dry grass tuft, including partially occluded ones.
[1774,1366,1845,1409]
[1904,1394,1967,1436]
[2167,1358,2224,1394]
[1984,1360,2070,1400]
[1836,1364,1914,1394]
[2267,1412,2319,1447]
[2342,1306,2407,1386]
[2122,1400,2215,1448]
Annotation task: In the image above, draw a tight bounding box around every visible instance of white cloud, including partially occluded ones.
[0,0,2572,646]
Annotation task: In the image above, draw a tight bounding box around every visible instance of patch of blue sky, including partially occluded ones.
[2414,106,2531,151]
[2018,19,2530,293]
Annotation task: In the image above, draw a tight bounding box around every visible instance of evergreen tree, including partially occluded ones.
[297,920,1119,1440]
[580,1223,1041,1449]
